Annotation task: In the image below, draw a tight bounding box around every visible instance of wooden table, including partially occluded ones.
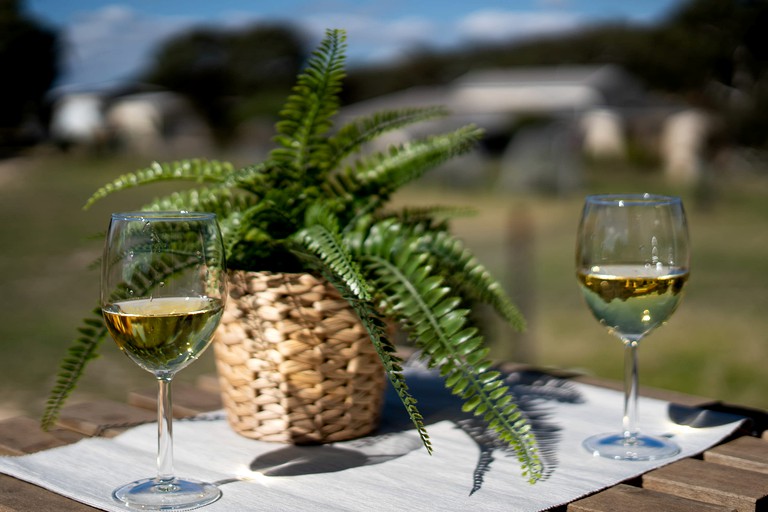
[2,372,768,512]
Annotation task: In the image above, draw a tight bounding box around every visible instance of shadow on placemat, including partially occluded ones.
[248,363,584,495]
[250,433,423,476]
[668,403,750,429]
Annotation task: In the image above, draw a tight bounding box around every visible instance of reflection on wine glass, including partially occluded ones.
[576,194,690,461]
[101,211,227,510]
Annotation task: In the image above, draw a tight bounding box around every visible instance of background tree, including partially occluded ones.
[0,0,58,156]
[143,24,305,144]
[659,0,768,147]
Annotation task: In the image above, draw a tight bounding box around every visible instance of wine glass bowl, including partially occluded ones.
[101,211,227,509]
[576,194,690,461]
[102,296,223,377]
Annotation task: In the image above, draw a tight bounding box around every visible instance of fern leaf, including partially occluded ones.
[327,106,449,169]
[83,159,236,209]
[145,186,249,212]
[142,187,259,255]
[326,124,484,207]
[356,125,484,189]
[394,205,476,224]
[41,307,107,430]
[271,29,347,176]
[358,219,543,482]
[421,231,526,330]
[293,204,370,301]
[222,162,270,192]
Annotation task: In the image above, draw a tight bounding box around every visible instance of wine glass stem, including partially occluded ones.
[157,377,175,483]
[622,340,640,443]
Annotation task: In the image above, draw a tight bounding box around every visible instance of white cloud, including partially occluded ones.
[457,9,583,42]
[57,5,197,88]
[297,12,438,63]
[299,13,433,44]
[295,8,586,64]
[536,0,571,7]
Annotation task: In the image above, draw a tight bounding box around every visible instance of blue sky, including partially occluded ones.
[24,0,686,90]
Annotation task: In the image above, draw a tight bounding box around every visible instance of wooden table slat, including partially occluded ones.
[0,417,85,455]
[57,400,157,438]
[705,436,768,474]
[643,458,768,511]
[0,473,98,511]
[567,483,737,512]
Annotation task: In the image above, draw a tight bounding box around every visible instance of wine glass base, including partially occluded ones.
[113,476,222,510]
[583,432,680,461]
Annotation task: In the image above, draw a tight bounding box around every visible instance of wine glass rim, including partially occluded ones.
[585,193,681,205]
[111,211,217,221]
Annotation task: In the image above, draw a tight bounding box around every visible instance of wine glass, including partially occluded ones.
[576,194,690,461]
[101,211,227,509]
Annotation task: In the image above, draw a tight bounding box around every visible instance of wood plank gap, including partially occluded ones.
[705,436,768,474]
[57,400,156,437]
[643,458,768,511]
[568,483,736,512]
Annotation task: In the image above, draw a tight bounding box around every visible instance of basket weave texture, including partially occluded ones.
[214,271,387,444]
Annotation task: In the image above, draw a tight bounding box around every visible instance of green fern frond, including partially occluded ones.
[326,125,484,207]
[421,231,526,330]
[271,29,347,175]
[343,293,433,454]
[222,162,270,192]
[41,307,107,430]
[358,219,543,482]
[353,125,483,189]
[366,205,476,235]
[327,106,449,168]
[83,159,236,210]
[141,187,258,254]
[144,186,252,213]
[294,204,370,301]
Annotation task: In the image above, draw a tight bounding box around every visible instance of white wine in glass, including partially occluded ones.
[101,212,227,509]
[576,194,690,461]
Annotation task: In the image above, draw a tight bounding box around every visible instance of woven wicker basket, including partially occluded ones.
[213,271,387,444]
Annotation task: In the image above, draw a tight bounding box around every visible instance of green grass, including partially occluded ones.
[1,150,767,420]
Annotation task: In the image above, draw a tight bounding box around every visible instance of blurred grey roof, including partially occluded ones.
[340,64,647,124]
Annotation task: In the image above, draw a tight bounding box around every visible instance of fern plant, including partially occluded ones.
[43,29,544,483]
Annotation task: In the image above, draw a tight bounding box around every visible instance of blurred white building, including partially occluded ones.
[50,93,108,148]
[48,88,211,156]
